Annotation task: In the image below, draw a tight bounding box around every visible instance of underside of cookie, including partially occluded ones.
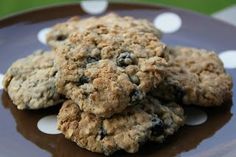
[57,97,184,155]
[47,13,162,48]
[55,14,167,117]
[152,46,233,106]
[3,50,63,109]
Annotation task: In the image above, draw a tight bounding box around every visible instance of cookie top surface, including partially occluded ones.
[47,13,162,48]
[3,50,63,109]
[57,97,184,155]
[152,46,233,106]
[55,14,167,117]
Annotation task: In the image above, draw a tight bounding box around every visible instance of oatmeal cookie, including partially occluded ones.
[57,97,184,155]
[55,14,166,117]
[152,46,233,106]
[3,50,63,109]
[47,13,162,48]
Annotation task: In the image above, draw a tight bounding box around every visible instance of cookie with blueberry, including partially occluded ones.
[47,13,162,48]
[55,14,167,117]
[152,46,233,106]
[3,50,64,109]
[57,97,184,155]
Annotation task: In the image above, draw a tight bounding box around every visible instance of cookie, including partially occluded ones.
[152,46,233,106]
[3,50,63,109]
[47,13,162,48]
[57,97,184,155]
[54,14,167,117]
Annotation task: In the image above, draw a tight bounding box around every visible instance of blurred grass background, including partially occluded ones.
[0,0,236,18]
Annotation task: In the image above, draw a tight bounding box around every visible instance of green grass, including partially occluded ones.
[0,0,236,18]
[134,0,236,15]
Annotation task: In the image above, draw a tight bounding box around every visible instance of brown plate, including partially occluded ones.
[0,2,236,157]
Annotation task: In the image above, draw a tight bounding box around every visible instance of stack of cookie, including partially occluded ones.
[2,13,232,155]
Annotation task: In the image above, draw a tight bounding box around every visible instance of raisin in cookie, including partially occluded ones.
[152,46,233,106]
[3,50,63,109]
[47,13,162,48]
[57,97,184,155]
[55,14,166,117]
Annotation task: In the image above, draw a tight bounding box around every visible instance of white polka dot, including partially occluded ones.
[0,73,4,90]
[185,107,207,126]
[153,12,182,33]
[37,115,60,134]
[219,50,236,68]
[37,27,52,45]
[81,0,108,15]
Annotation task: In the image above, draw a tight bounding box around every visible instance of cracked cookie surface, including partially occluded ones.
[152,46,233,106]
[55,14,167,117]
[47,13,162,48]
[57,97,184,155]
[3,50,63,109]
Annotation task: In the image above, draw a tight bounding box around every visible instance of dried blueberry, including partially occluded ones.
[56,34,67,41]
[116,52,136,67]
[79,75,90,85]
[87,56,100,63]
[151,117,164,136]
[76,75,90,87]
[129,75,140,85]
[98,125,107,140]
[129,89,143,105]
[172,85,184,103]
